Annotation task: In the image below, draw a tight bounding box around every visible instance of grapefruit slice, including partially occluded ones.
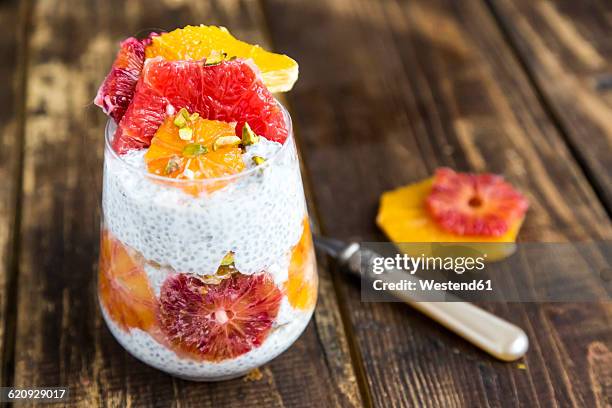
[98,231,158,331]
[285,220,318,310]
[159,272,282,362]
[145,25,298,93]
[113,58,287,154]
[95,37,146,123]
[144,112,245,180]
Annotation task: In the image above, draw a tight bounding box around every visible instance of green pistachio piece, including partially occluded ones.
[220,252,235,266]
[241,123,259,146]
[182,143,208,157]
[179,127,193,141]
[189,112,200,122]
[205,50,226,66]
[252,156,266,166]
[177,107,190,120]
[213,136,242,151]
[173,114,187,128]
[164,156,181,175]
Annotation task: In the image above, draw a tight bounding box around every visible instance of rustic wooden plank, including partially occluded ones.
[0,0,28,390]
[488,0,612,213]
[13,0,360,406]
[262,0,612,406]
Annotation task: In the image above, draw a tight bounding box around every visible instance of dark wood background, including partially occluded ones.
[1,0,611,406]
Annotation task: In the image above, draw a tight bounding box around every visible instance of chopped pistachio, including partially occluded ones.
[182,143,208,157]
[189,112,200,121]
[179,127,193,141]
[243,368,263,382]
[252,156,266,166]
[173,114,187,128]
[220,252,235,266]
[205,50,226,66]
[213,136,242,151]
[177,107,190,120]
[241,123,259,146]
[164,156,181,175]
[216,265,234,277]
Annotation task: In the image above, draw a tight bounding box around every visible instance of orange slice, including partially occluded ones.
[145,25,298,92]
[144,111,245,194]
[377,178,525,261]
[284,219,318,310]
[98,231,157,331]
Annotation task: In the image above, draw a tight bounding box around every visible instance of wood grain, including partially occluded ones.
[12,0,359,406]
[488,0,612,213]
[262,0,612,406]
[0,0,28,390]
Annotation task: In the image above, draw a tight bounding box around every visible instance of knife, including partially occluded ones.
[314,235,529,362]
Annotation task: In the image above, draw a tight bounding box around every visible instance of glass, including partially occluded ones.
[98,105,317,381]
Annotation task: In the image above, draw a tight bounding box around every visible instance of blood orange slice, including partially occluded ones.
[113,58,287,154]
[159,272,282,362]
[145,25,298,93]
[377,168,529,260]
[98,231,157,331]
[95,37,146,123]
[426,168,528,237]
[285,220,318,310]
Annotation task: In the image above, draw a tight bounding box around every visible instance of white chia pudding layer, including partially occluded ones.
[102,129,306,276]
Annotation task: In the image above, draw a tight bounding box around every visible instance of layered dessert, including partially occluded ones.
[95,26,317,381]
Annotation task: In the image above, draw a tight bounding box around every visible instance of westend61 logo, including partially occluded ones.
[361,241,612,302]
[371,253,487,275]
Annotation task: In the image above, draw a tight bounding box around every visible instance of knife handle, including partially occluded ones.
[340,244,528,361]
[406,300,528,361]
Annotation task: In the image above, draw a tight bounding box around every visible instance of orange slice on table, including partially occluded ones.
[377,169,528,261]
[285,219,318,310]
[145,25,298,92]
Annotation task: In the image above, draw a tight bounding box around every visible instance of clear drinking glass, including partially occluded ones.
[98,106,317,381]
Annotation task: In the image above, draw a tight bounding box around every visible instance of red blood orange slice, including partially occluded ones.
[425,168,529,237]
[98,231,158,331]
[159,272,282,362]
[95,38,147,123]
[113,58,287,154]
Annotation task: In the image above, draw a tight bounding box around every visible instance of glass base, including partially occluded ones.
[101,301,314,381]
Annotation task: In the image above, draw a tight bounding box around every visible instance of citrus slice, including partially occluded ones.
[159,272,282,362]
[98,231,158,331]
[113,58,287,154]
[94,37,146,123]
[426,168,529,236]
[144,111,245,181]
[285,219,318,310]
[377,168,528,261]
[145,25,298,93]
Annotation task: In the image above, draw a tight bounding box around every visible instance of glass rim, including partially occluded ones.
[104,101,294,184]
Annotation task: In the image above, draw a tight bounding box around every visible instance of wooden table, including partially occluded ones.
[1,0,611,406]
